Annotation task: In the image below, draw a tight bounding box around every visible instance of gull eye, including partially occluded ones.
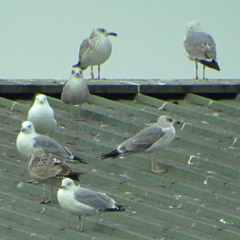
[99,28,105,33]
[167,118,173,122]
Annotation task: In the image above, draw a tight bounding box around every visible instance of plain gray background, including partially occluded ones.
[0,0,239,80]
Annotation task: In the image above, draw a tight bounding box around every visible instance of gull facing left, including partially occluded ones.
[28,147,82,204]
[101,115,179,173]
[57,178,124,232]
[16,121,86,164]
[27,94,57,134]
[73,27,117,80]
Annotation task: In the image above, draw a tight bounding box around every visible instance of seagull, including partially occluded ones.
[16,121,87,164]
[61,67,90,119]
[57,178,124,232]
[27,94,57,134]
[28,147,82,204]
[101,115,179,173]
[73,27,117,80]
[184,20,220,80]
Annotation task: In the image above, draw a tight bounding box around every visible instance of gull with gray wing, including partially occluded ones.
[101,115,179,173]
[184,20,220,80]
[57,178,124,232]
[73,27,117,80]
[16,121,87,164]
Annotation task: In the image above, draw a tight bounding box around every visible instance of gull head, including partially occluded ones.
[157,115,180,127]
[35,94,48,104]
[187,20,201,33]
[60,178,75,189]
[21,121,36,134]
[91,27,117,38]
[71,67,83,79]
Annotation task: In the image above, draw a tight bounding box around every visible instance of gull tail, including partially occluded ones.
[199,59,220,71]
[101,149,120,159]
[103,205,125,212]
[66,172,83,181]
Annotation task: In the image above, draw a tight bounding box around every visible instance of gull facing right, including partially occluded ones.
[101,115,179,173]
[184,20,220,80]
[73,27,117,80]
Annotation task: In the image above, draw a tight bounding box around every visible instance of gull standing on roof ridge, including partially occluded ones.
[73,27,117,80]
[27,94,57,134]
[57,178,124,232]
[184,20,220,80]
[61,67,90,119]
[101,115,180,173]
[28,146,82,204]
[16,121,87,164]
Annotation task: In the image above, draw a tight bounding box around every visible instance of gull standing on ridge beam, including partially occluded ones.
[184,20,220,80]
[73,27,117,80]
[27,94,57,134]
[16,121,87,164]
[28,147,82,204]
[57,178,124,232]
[61,67,90,119]
[101,115,180,173]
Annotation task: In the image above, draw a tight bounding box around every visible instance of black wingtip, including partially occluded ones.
[100,149,120,159]
[103,205,125,212]
[199,59,220,71]
[67,172,83,181]
[73,156,88,164]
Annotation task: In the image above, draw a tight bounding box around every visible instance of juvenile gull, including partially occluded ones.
[16,121,87,164]
[61,67,90,119]
[57,178,124,232]
[27,94,57,134]
[101,115,179,173]
[28,147,82,203]
[184,20,220,80]
[73,27,117,80]
[61,68,90,105]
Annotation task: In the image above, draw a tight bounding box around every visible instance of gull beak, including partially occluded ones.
[174,120,181,125]
[60,185,66,189]
[21,128,26,132]
[108,32,117,37]
[72,62,81,68]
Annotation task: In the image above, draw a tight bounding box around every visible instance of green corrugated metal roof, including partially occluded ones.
[1,91,240,240]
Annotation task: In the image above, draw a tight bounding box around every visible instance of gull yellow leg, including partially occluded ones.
[151,155,167,173]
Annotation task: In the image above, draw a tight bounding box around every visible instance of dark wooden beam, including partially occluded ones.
[0,79,240,95]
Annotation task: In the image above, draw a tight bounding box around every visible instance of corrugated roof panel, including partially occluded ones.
[1,92,240,240]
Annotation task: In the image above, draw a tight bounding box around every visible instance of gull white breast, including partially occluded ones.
[27,94,57,134]
[57,178,124,232]
[73,27,117,80]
